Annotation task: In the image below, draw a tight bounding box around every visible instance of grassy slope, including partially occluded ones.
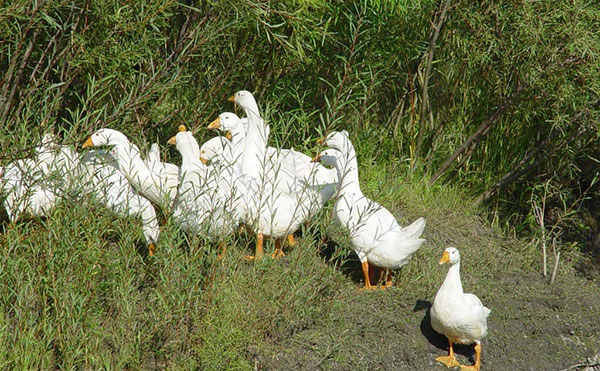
[0,157,599,370]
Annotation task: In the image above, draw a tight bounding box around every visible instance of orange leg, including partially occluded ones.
[245,233,264,261]
[436,339,461,368]
[460,343,481,371]
[287,234,296,247]
[385,269,393,288]
[216,241,227,261]
[271,238,285,259]
[148,243,156,257]
[369,262,377,286]
[360,262,376,290]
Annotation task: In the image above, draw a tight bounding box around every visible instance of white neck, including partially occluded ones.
[243,100,261,123]
[181,151,200,169]
[333,148,361,195]
[241,114,267,178]
[109,139,168,204]
[225,129,245,167]
[439,262,463,296]
[111,141,148,178]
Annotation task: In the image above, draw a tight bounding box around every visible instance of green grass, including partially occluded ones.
[1,154,573,369]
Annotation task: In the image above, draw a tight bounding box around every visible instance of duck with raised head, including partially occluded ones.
[314,130,426,289]
[206,109,334,260]
[228,90,310,194]
[430,247,490,371]
[229,90,337,187]
[168,125,242,257]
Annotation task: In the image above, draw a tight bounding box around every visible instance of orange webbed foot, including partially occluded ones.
[435,355,461,368]
[271,249,285,259]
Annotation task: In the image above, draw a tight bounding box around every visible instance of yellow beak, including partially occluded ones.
[316,136,326,145]
[200,157,209,165]
[167,136,177,145]
[208,117,221,130]
[439,251,450,265]
[225,131,232,141]
[82,137,94,149]
[311,154,321,163]
[227,95,235,103]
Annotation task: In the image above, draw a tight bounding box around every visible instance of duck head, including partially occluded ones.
[228,90,253,107]
[439,247,460,265]
[207,112,243,141]
[324,130,352,151]
[199,137,227,165]
[167,125,200,161]
[82,128,129,149]
[312,148,343,168]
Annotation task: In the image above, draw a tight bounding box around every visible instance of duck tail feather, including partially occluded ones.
[403,217,426,239]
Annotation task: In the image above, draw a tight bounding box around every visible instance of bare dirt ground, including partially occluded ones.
[255,246,600,370]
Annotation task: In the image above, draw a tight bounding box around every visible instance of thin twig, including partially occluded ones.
[560,362,600,371]
[550,238,559,284]
[415,0,453,160]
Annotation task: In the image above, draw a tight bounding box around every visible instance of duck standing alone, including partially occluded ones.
[430,247,491,370]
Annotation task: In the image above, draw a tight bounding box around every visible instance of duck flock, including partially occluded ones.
[0,90,491,370]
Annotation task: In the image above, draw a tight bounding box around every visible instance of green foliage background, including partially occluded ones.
[1,1,600,368]
[2,0,598,234]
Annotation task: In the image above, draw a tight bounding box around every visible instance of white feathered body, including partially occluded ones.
[430,262,491,345]
[334,188,425,268]
[1,147,57,222]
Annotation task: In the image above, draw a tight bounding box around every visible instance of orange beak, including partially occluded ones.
[208,117,221,130]
[439,251,450,265]
[82,137,94,149]
[311,154,321,163]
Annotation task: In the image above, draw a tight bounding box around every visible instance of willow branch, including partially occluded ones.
[415,0,453,159]
[430,83,526,185]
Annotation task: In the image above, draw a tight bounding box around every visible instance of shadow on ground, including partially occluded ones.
[317,234,364,284]
[414,299,476,363]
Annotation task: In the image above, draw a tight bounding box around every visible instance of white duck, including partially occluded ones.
[315,130,426,289]
[215,110,335,259]
[168,125,242,257]
[430,247,490,371]
[45,141,160,255]
[79,151,160,255]
[146,143,161,164]
[199,137,230,167]
[207,110,338,244]
[82,128,179,210]
[229,90,313,193]
[207,112,247,174]
[1,133,59,223]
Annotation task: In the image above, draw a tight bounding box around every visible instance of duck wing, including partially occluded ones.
[464,293,491,317]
